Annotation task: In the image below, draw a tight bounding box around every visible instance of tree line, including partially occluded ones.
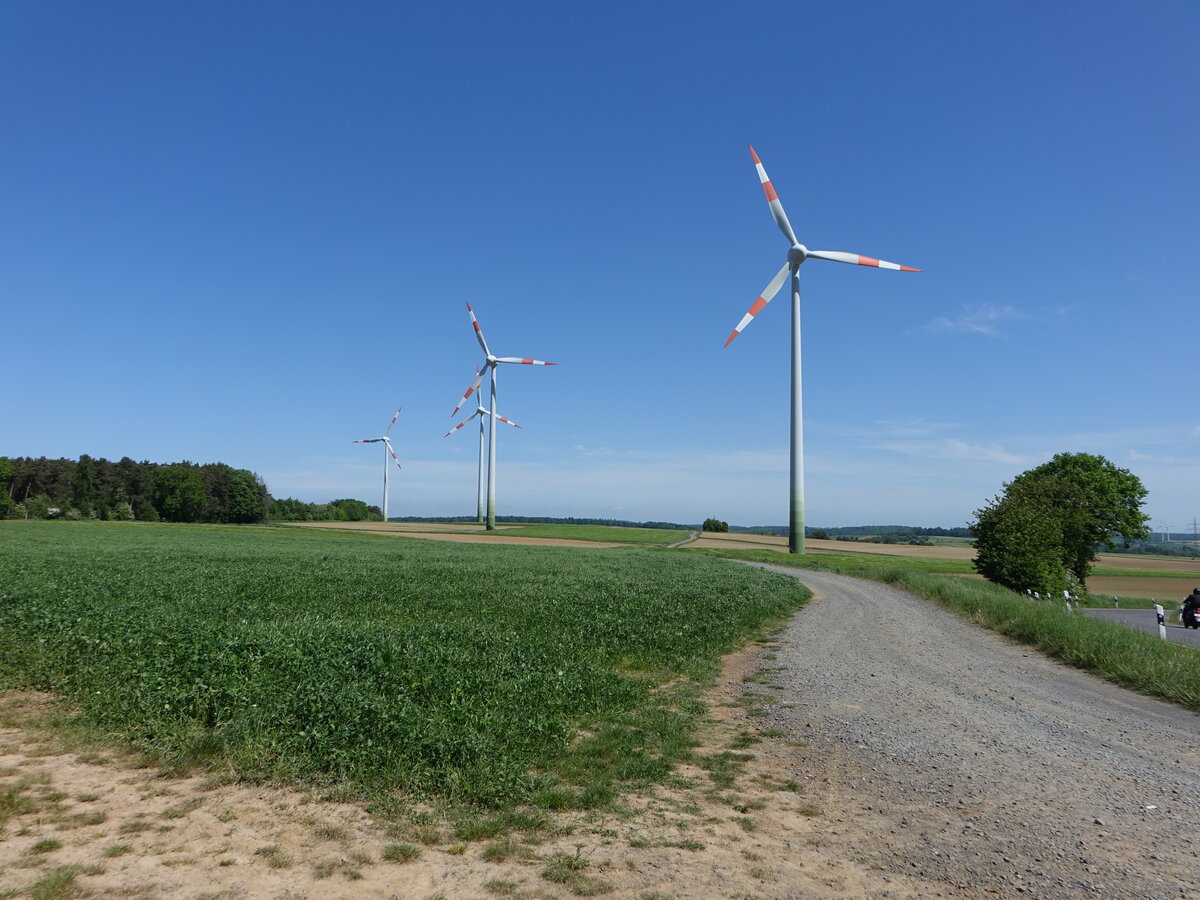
[0,455,384,525]
[1,455,270,523]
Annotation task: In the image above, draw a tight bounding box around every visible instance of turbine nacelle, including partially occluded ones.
[787,243,809,267]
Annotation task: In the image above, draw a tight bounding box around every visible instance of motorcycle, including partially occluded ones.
[1181,604,1200,630]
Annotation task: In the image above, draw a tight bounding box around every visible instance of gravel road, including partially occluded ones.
[740,564,1200,899]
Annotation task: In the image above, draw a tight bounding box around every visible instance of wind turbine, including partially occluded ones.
[353,407,402,523]
[444,375,521,524]
[724,146,919,554]
[451,303,554,530]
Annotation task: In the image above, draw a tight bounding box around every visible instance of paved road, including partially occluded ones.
[737,563,1200,899]
[1081,607,1200,648]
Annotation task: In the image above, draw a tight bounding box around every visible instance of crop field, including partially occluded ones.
[489,523,690,544]
[0,521,805,807]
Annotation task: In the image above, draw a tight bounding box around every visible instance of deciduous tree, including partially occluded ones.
[971,453,1149,595]
[154,465,207,522]
[1007,452,1149,581]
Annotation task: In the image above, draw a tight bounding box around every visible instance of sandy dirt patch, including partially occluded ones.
[0,644,931,900]
[290,522,514,533]
[286,522,625,548]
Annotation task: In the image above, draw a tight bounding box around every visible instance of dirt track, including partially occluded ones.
[739,564,1200,899]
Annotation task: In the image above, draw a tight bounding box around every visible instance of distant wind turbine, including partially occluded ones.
[444,374,521,524]
[724,146,919,554]
[451,303,554,530]
[353,407,402,522]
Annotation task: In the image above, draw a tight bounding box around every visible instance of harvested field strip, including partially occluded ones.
[1083,576,1199,602]
[0,522,806,806]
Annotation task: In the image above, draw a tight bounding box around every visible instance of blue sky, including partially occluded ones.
[3,0,1197,529]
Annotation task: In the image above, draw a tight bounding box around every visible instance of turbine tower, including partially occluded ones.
[353,407,402,523]
[724,146,919,553]
[451,303,554,530]
[444,383,521,524]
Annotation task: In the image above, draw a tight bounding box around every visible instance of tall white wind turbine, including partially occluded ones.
[724,146,919,554]
[451,303,554,530]
[353,407,402,523]
[444,379,521,524]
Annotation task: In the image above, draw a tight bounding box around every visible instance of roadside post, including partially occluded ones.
[1154,604,1166,640]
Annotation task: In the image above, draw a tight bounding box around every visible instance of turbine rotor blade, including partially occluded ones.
[807,250,920,272]
[749,146,798,246]
[494,414,521,429]
[385,407,402,435]
[452,367,487,416]
[382,437,402,469]
[466,302,492,357]
[724,261,792,347]
[444,410,483,438]
[494,357,555,366]
[353,438,382,443]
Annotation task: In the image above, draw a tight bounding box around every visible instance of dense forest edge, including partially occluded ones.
[0,455,375,524]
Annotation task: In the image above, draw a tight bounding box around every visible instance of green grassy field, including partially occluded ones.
[494,524,690,545]
[0,521,805,807]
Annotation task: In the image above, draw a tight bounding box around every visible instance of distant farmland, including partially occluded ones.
[689,531,1200,601]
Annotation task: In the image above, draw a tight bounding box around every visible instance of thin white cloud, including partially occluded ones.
[868,419,961,439]
[1126,450,1190,466]
[879,438,1029,466]
[920,302,1021,337]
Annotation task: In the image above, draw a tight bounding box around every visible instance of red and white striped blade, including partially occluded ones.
[466,302,492,357]
[807,250,920,272]
[724,261,792,347]
[495,414,522,429]
[384,407,402,435]
[494,357,555,366]
[749,146,798,246]
[353,438,382,444]
[383,438,402,469]
[443,410,483,438]
[451,368,487,417]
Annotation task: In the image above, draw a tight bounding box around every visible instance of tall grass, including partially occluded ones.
[697,548,1200,712]
[0,522,806,805]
